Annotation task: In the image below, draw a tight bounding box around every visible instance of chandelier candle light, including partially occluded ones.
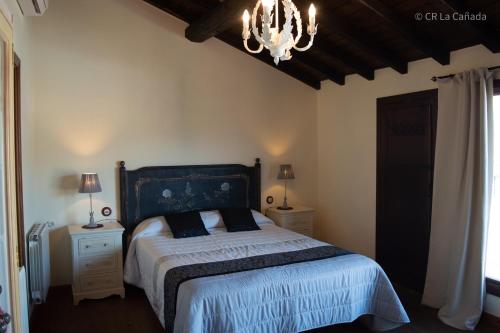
[242,0,317,65]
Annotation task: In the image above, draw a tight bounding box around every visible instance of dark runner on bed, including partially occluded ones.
[163,245,352,332]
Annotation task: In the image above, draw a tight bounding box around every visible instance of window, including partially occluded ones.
[487,80,500,296]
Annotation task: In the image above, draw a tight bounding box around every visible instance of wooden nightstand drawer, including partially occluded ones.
[80,272,119,292]
[266,206,315,237]
[289,227,313,237]
[281,219,312,230]
[79,254,117,274]
[284,211,314,222]
[78,236,115,256]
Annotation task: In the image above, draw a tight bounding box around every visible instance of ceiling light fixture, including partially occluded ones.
[242,0,317,65]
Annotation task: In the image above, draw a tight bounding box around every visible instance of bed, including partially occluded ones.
[120,159,409,332]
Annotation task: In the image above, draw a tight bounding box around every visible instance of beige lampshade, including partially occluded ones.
[78,173,102,193]
[277,164,295,180]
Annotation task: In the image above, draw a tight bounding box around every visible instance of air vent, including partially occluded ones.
[17,0,48,16]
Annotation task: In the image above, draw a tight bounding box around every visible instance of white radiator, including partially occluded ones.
[28,223,51,304]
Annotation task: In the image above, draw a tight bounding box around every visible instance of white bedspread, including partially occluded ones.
[124,224,410,332]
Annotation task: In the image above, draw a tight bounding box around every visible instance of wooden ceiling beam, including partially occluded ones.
[219,31,347,85]
[291,52,346,85]
[218,31,324,89]
[184,0,350,85]
[314,37,374,80]
[185,0,254,42]
[357,0,450,65]
[316,13,408,74]
[143,0,196,22]
[184,0,374,82]
[439,0,500,53]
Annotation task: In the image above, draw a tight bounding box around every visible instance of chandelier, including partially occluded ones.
[242,0,317,65]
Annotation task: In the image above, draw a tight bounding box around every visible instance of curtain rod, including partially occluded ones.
[430,65,500,82]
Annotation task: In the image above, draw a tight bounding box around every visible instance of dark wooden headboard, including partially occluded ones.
[119,158,261,235]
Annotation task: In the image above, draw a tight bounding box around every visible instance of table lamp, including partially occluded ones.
[79,173,103,229]
[277,164,295,210]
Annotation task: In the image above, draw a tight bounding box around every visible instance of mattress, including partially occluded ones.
[124,223,410,332]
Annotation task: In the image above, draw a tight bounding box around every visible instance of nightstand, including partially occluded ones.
[68,222,125,305]
[266,206,315,237]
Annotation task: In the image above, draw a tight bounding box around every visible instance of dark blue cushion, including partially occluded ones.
[165,211,209,238]
[219,208,260,232]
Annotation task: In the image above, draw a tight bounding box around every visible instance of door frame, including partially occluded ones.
[14,53,24,269]
[0,7,21,333]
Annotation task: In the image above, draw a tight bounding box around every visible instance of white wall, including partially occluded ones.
[316,44,500,316]
[26,0,317,286]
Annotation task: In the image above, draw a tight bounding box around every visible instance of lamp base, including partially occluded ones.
[277,206,293,210]
[82,223,104,229]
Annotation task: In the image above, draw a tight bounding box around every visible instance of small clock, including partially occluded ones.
[101,207,112,217]
[266,196,274,204]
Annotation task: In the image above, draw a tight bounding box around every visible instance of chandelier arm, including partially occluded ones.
[293,20,317,51]
[293,33,315,51]
[251,1,267,46]
[275,0,279,29]
[260,6,274,46]
[261,15,274,46]
[289,0,303,46]
[277,0,295,50]
[244,39,265,54]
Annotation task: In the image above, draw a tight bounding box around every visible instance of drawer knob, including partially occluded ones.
[103,243,108,247]
[85,245,90,249]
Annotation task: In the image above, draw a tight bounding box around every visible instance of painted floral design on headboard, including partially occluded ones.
[157,181,234,211]
[162,189,172,198]
[221,182,230,191]
[133,173,250,221]
[158,182,196,211]
[213,182,231,203]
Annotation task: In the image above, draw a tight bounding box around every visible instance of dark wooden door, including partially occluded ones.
[376,89,437,294]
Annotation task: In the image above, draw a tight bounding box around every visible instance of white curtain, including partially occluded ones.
[422,68,500,330]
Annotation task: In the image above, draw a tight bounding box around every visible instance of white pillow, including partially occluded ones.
[132,216,170,240]
[134,210,224,237]
[251,209,275,225]
[200,210,224,229]
[133,209,272,238]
